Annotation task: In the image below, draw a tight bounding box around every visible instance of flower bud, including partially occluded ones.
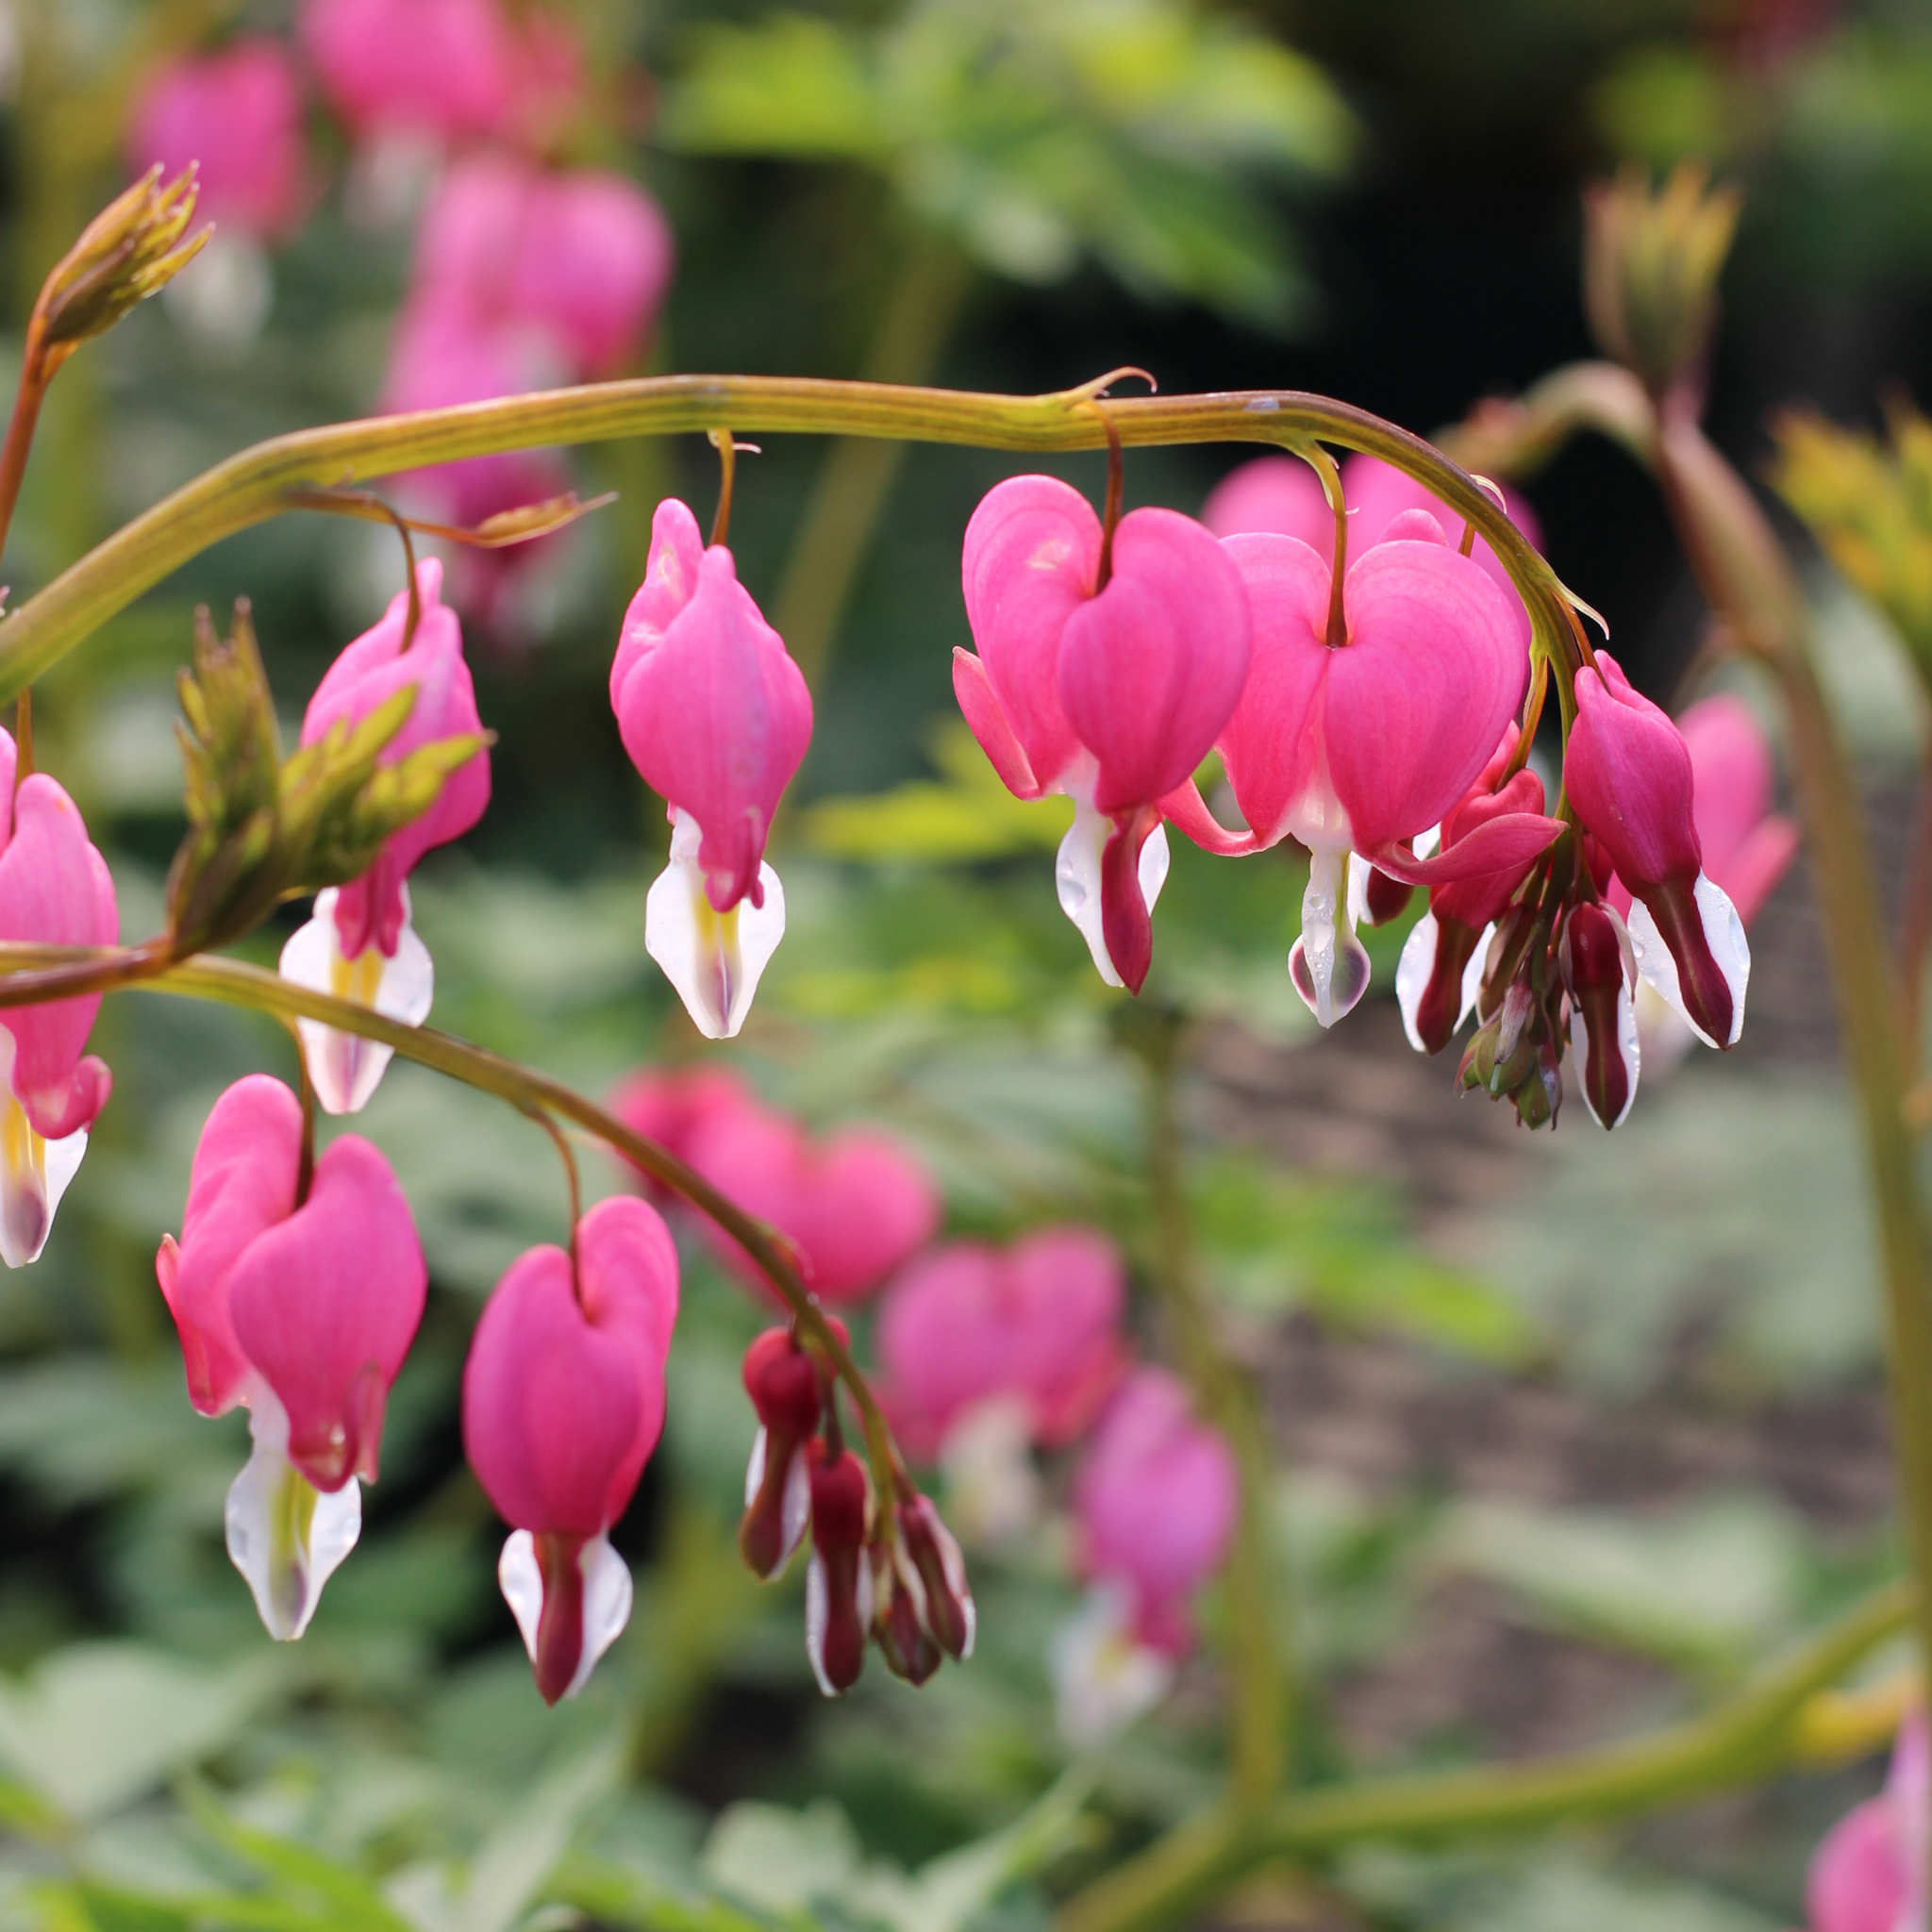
[870,1541,941,1687]
[1582,162,1740,400]
[1564,651,1747,1049]
[897,1493,975,1662]
[739,1326,823,1580]
[1562,902,1640,1129]
[805,1442,873,1697]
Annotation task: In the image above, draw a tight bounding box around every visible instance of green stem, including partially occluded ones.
[1058,1579,1914,1932]
[0,376,1582,705]
[1125,1006,1288,1807]
[773,233,973,691]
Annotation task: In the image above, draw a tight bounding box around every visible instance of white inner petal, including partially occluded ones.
[569,1535,635,1699]
[941,1395,1041,1548]
[1049,1583,1174,1750]
[280,886,435,1115]
[225,1393,361,1642]
[1289,845,1371,1028]
[1624,875,1749,1050]
[645,810,786,1040]
[1461,922,1497,1029]
[0,1027,86,1270]
[499,1529,544,1664]
[1394,911,1439,1055]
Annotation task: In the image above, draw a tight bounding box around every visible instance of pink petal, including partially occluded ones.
[514,170,674,377]
[226,1135,427,1491]
[1056,508,1251,815]
[612,541,812,913]
[1370,811,1562,886]
[1720,815,1800,927]
[0,774,120,1139]
[1200,455,1330,546]
[1678,693,1775,880]
[612,498,708,708]
[1323,539,1526,853]
[1807,1797,1910,1932]
[299,0,517,140]
[960,475,1098,795]
[954,649,1045,800]
[1562,651,1702,891]
[462,1246,648,1536]
[157,1075,304,1418]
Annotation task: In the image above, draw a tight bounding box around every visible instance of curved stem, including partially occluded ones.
[0,377,1581,706]
[1058,1579,1914,1932]
[0,941,902,1489]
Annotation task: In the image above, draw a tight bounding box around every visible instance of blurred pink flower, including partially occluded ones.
[875,1227,1127,1459]
[1073,1368,1237,1655]
[608,1063,758,1202]
[684,1092,941,1306]
[126,38,308,240]
[1807,1712,1926,1932]
[412,150,674,380]
[301,0,515,142]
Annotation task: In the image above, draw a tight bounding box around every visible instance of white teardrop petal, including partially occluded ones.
[1056,793,1121,989]
[1461,923,1497,1029]
[1624,875,1749,1049]
[1049,1584,1174,1750]
[498,1529,544,1664]
[225,1420,361,1641]
[280,887,434,1115]
[1394,911,1440,1055]
[805,1551,834,1697]
[566,1535,634,1699]
[645,811,785,1039]
[1289,846,1371,1028]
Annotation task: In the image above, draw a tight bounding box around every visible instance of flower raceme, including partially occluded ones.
[461,1196,679,1703]
[1162,508,1561,1027]
[1563,651,1752,1050]
[1056,1368,1237,1745]
[279,558,490,1115]
[1806,1712,1926,1932]
[612,500,814,1039]
[156,1076,426,1640]
[0,729,119,1269]
[955,476,1252,992]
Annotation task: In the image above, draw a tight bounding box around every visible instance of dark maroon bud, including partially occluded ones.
[898,1494,975,1662]
[806,1442,872,1696]
[1400,913,1484,1057]
[739,1328,824,1579]
[872,1544,941,1686]
[1562,901,1640,1129]
[1363,865,1414,927]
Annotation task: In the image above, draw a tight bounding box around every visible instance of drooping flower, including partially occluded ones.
[1807,1712,1925,1932]
[955,476,1252,991]
[1203,451,1543,658]
[611,500,813,1039]
[684,1091,940,1305]
[739,1324,826,1580]
[155,1075,425,1639]
[0,733,119,1269]
[461,1195,679,1703]
[1563,651,1751,1049]
[279,557,490,1114]
[1163,516,1560,1026]
[806,1441,872,1696]
[1560,899,1641,1129]
[1605,692,1798,1072]
[1054,1369,1237,1743]
[875,1226,1126,1465]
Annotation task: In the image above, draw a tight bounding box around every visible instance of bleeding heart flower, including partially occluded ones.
[155,1075,425,1639]
[462,1195,679,1702]
[1164,517,1557,1026]
[739,1325,825,1580]
[1564,651,1750,1050]
[1807,1712,1925,1932]
[0,735,118,1269]
[280,558,489,1113]
[611,499,813,1039]
[955,475,1251,991]
[1203,450,1542,660]
[301,0,518,143]
[875,1227,1126,1462]
[684,1092,940,1306]
[608,1062,758,1205]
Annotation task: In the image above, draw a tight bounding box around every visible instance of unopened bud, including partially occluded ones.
[1362,866,1413,927]
[1583,161,1740,400]
[898,1493,975,1662]
[1562,901,1641,1129]
[805,1442,872,1697]
[871,1542,941,1687]
[32,166,211,379]
[1512,1040,1562,1130]
[738,1327,824,1579]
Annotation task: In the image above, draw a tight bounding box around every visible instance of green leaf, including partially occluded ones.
[182,1787,417,1932]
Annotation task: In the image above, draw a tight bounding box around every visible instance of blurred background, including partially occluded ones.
[0,1,1924,1927]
